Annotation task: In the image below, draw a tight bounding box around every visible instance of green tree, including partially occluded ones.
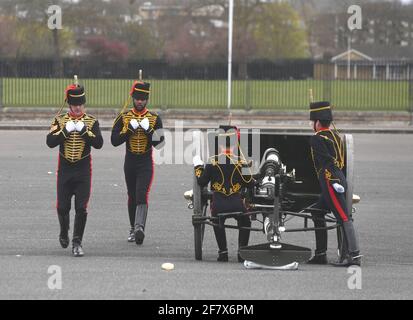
[116,22,163,59]
[0,16,19,57]
[252,2,308,59]
[232,1,309,78]
[0,0,75,76]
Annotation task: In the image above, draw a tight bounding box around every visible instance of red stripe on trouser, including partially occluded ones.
[145,150,155,205]
[326,178,348,222]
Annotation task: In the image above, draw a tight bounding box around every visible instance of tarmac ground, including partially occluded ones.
[0,130,412,300]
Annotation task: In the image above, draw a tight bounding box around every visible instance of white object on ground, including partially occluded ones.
[244,260,298,270]
[161,263,175,271]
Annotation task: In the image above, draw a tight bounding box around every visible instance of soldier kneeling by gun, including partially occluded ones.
[193,126,254,262]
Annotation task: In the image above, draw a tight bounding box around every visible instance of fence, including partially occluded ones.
[0,59,411,111]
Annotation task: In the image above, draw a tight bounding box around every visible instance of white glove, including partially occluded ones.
[130,119,139,130]
[75,121,85,132]
[193,155,204,167]
[65,120,76,133]
[139,117,150,131]
[333,183,345,193]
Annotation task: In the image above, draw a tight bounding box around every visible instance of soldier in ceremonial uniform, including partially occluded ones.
[307,101,361,266]
[46,83,103,257]
[111,81,164,245]
[193,126,253,262]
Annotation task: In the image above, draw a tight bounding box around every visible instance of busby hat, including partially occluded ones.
[130,81,150,101]
[65,84,86,106]
[309,101,333,121]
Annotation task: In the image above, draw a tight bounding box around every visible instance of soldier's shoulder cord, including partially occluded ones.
[315,131,330,141]
[112,110,129,128]
[83,114,98,128]
[146,110,159,120]
[209,155,218,166]
[55,113,67,120]
[84,113,97,120]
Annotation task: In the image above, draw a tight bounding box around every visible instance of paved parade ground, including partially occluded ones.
[1,130,413,300]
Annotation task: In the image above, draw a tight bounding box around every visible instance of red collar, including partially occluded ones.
[132,108,148,116]
[316,127,330,133]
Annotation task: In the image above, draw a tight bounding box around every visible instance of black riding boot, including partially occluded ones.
[57,209,70,249]
[72,209,87,257]
[308,213,328,264]
[213,225,228,262]
[134,204,148,245]
[237,216,251,262]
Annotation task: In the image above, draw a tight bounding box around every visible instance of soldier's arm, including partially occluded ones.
[46,117,68,148]
[238,160,255,187]
[81,120,103,149]
[241,173,255,188]
[151,115,165,149]
[196,163,212,188]
[111,114,132,147]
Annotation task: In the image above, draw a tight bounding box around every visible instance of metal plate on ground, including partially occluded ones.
[239,243,312,267]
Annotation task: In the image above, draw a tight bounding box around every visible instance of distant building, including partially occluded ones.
[315,45,413,80]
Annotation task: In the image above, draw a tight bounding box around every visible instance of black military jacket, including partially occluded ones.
[111,108,164,155]
[46,113,103,164]
[310,128,345,183]
[195,153,253,197]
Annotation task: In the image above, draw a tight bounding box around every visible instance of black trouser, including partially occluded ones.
[312,171,359,256]
[211,193,251,252]
[311,197,328,255]
[124,151,154,229]
[56,156,91,245]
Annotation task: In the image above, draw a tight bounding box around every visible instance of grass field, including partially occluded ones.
[1,78,411,111]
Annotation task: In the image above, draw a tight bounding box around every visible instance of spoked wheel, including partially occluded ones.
[193,172,206,260]
[336,134,355,262]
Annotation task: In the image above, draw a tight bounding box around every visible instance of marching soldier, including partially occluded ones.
[193,126,254,262]
[307,101,361,266]
[111,81,164,245]
[46,82,103,257]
